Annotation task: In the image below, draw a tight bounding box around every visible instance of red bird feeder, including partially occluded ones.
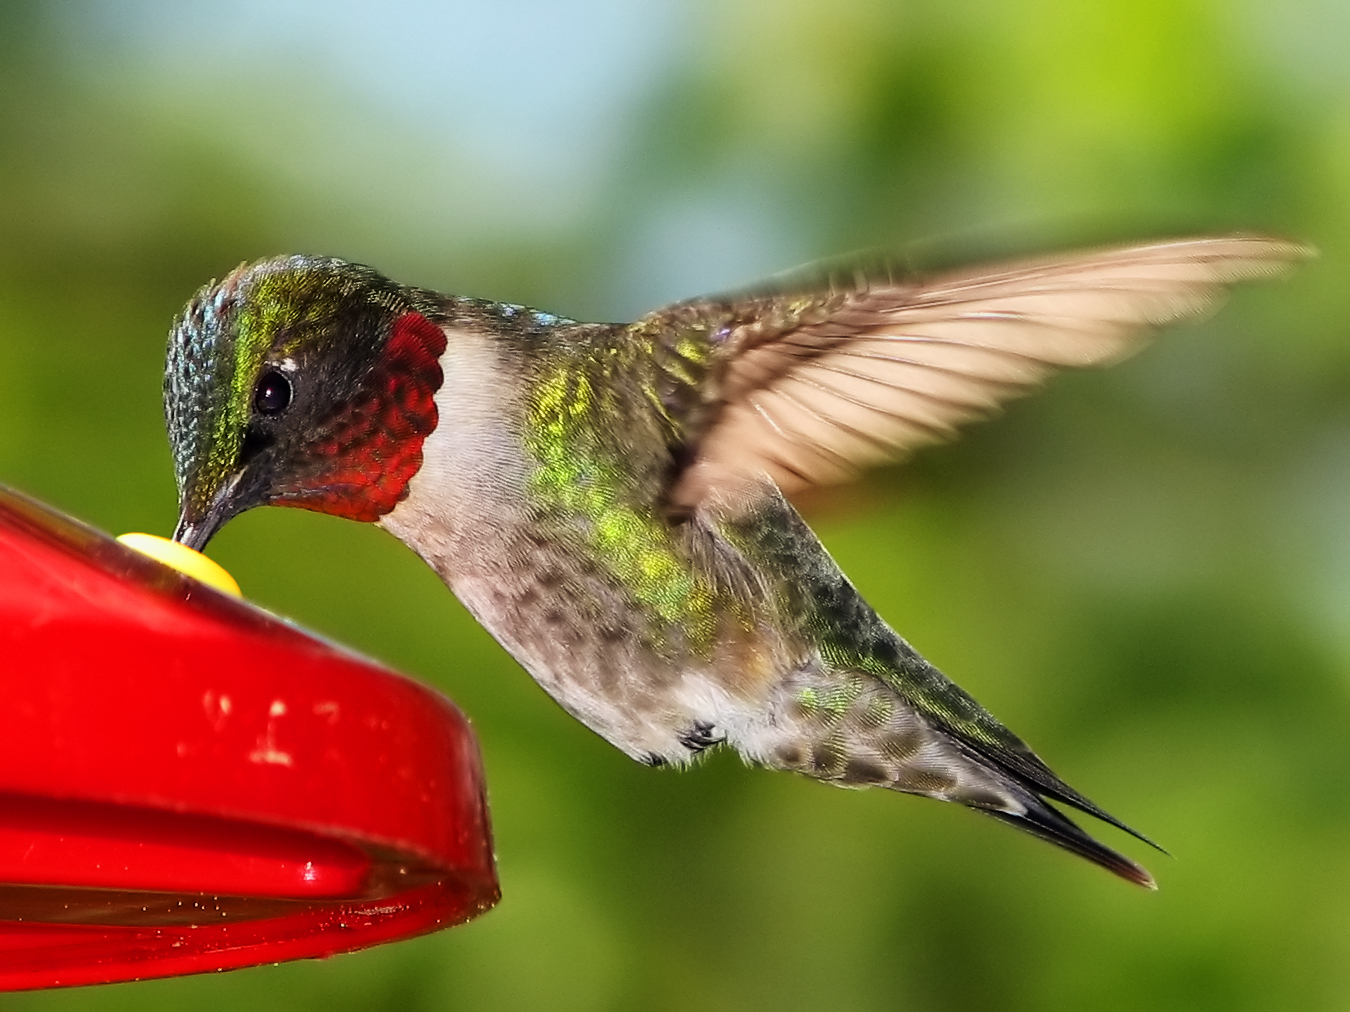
[0,485,499,989]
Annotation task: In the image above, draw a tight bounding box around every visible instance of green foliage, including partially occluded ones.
[2,0,1348,1008]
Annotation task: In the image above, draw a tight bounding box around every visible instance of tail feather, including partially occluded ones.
[946,738,1163,887]
[958,733,1167,855]
[982,795,1157,889]
[760,658,1161,886]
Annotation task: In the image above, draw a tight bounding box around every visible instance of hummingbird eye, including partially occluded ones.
[254,370,292,415]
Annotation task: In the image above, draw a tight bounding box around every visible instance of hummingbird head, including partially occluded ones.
[165,255,448,550]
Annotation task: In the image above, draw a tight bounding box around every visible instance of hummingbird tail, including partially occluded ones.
[753,664,1158,886]
[979,794,1156,889]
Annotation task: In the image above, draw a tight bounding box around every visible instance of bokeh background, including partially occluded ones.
[2,0,1349,1008]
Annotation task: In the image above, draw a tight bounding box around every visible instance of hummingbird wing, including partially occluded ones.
[643,236,1306,512]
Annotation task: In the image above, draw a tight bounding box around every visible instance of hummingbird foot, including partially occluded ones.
[678,721,727,755]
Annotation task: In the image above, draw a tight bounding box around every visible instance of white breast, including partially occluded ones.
[378,327,530,579]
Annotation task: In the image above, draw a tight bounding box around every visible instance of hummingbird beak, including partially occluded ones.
[172,513,217,552]
[173,472,246,551]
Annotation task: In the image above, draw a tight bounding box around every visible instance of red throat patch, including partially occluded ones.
[279,312,449,522]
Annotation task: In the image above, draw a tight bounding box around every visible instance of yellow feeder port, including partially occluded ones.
[117,533,242,598]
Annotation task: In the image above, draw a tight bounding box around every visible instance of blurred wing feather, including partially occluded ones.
[662,236,1305,510]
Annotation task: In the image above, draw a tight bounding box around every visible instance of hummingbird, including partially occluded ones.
[164,236,1304,888]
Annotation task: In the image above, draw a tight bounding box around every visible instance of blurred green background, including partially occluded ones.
[2,0,1348,1008]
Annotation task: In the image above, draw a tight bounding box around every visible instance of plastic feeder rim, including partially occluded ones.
[0,485,499,990]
